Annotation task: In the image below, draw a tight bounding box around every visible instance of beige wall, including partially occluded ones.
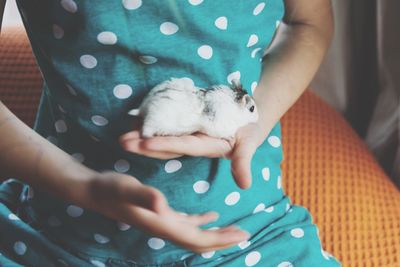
[2,0,23,27]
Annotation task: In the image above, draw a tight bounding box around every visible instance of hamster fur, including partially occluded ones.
[128,77,259,139]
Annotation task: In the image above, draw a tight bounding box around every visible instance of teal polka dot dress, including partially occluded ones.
[0,0,342,266]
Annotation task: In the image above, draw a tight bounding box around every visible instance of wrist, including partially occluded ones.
[256,114,276,141]
[64,164,98,204]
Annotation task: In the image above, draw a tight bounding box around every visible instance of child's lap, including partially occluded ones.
[0,180,340,267]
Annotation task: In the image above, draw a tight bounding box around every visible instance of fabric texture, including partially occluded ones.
[1,1,341,266]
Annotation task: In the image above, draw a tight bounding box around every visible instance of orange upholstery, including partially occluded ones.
[1,27,399,267]
[0,27,42,126]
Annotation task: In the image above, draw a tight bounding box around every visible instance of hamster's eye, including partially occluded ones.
[249,105,255,112]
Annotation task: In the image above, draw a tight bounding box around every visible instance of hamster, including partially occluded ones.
[127,77,259,140]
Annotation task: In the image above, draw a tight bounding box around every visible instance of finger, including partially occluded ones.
[193,227,250,252]
[230,139,258,189]
[119,182,170,213]
[174,211,219,226]
[119,130,142,142]
[120,139,184,159]
[140,134,232,158]
[123,206,250,252]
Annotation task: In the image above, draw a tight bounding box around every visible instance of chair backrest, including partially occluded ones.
[0,27,43,127]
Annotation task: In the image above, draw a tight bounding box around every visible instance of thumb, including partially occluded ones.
[230,140,258,189]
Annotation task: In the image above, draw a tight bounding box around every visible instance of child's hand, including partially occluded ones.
[119,122,267,189]
[83,171,250,253]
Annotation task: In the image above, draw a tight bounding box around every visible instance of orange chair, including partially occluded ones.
[1,27,399,267]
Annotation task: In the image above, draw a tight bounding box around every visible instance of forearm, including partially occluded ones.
[0,102,96,202]
[254,20,333,138]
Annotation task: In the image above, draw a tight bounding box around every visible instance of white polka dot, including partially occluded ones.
[277,261,293,267]
[91,115,108,126]
[127,108,140,116]
[58,105,66,113]
[277,175,282,189]
[8,213,20,220]
[262,167,270,181]
[264,206,274,213]
[114,159,130,173]
[286,203,291,212]
[193,180,210,194]
[164,159,182,173]
[57,259,69,267]
[238,240,251,249]
[55,120,67,133]
[148,237,165,250]
[197,45,213,60]
[139,55,158,64]
[27,187,34,199]
[225,191,240,206]
[245,251,261,266]
[66,84,77,96]
[122,0,142,10]
[97,31,117,45]
[251,47,262,58]
[48,216,62,227]
[47,136,58,145]
[253,2,266,16]
[201,251,215,259]
[321,249,331,260]
[90,135,100,142]
[215,16,228,30]
[94,234,110,244]
[276,20,281,29]
[160,22,179,35]
[90,260,106,267]
[180,254,192,260]
[66,205,83,217]
[71,153,84,163]
[253,203,265,213]
[13,241,27,255]
[290,228,304,238]
[113,84,133,99]
[188,0,203,5]
[80,55,97,69]
[268,136,281,148]
[251,82,258,93]
[117,222,131,231]
[52,24,64,39]
[207,226,220,231]
[227,71,241,84]
[61,0,77,13]
[247,34,258,47]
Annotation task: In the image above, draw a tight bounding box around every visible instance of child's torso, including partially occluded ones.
[16,0,286,264]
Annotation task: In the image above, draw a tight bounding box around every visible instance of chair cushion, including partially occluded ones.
[1,26,399,267]
[0,27,42,127]
[281,91,400,266]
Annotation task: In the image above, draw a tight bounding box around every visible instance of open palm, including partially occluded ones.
[119,121,267,189]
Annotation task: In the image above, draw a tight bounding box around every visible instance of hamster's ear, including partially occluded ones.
[231,79,242,90]
[240,94,252,107]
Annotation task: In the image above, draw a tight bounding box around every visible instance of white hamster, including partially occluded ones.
[128,77,259,139]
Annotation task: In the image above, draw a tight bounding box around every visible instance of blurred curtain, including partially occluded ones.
[310,0,400,186]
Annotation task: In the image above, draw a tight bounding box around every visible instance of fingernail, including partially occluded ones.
[243,231,251,239]
[211,211,219,218]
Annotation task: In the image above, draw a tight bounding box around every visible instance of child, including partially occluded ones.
[0,0,341,266]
